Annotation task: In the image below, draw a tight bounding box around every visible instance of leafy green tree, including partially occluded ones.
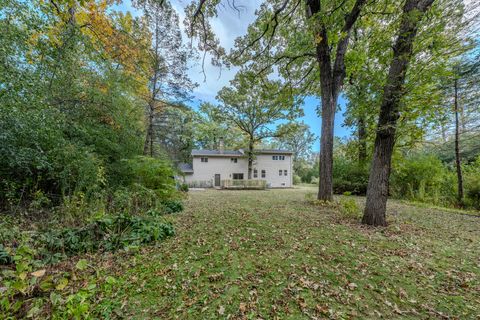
[362,0,437,226]
[135,0,195,157]
[217,70,302,179]
[0,0,163,208]
[271,122,317,172]
[155,105,196,164]
[194,103,246,150]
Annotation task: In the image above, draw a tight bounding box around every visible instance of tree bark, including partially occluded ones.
[143,104,155,156]
[454,77,464,205]
[358,115,367,164]
[305,0,366,201]
[143,14,161,157]
[363,0,435,226]
[247,137,254,179]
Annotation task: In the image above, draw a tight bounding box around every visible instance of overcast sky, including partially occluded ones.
[116,1,352,150]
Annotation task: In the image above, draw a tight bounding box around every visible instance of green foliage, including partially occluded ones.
[179,183,189,192]
[125,156,176,200]
[0,0,148,211]
[38,214,174,259]
[390,154,456,206]
[0,244,12,265]
[0,242,99,319]
[293,175,302,185]
[160,199,184,214]
[338,197,361,219]
[333,157,369,195]
[464,156,480,209]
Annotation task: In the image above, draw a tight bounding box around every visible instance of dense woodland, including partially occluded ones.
[1,0,479,318]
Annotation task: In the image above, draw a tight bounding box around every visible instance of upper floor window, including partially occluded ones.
[279,170,282,176]
[284,170,287,176]
[272,155,278,160]
[253,169,258,178]
[201,157,208,162]
[231,158,237,163]
[261,170,266,178]
[272,155,285,160]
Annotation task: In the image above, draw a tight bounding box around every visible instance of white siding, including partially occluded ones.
[184,156,248,186]
[253,154,292,188]
[184,152,293,188]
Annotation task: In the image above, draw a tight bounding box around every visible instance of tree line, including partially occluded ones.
[185,0,479,225]
[1,0,479,226]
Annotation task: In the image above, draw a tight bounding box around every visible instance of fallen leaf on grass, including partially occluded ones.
[31,269,46,278]
[218,305,225,315]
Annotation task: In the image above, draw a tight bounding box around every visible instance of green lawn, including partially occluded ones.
[92,187,479,319]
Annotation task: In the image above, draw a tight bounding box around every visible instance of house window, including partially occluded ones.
[201,157,208,162]
[280,155,285,160]
[272,155,278,160]
[284,170,288,176]
[253,169,258,178]
[261,170,266,178]
[232,173,244,180]
[279,170,282,176]
[231,158,237,163]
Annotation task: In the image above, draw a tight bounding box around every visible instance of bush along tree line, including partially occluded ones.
[0,1,190,317]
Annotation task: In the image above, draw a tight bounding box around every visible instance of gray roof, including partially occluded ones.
[191,149,244,156]
[178,163,193,173]
[191,149,293,157]
[255,149,294,154]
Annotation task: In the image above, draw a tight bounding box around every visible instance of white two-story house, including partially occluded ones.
[179,148,293,188]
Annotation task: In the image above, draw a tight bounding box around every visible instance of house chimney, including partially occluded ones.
[219,137,224,154]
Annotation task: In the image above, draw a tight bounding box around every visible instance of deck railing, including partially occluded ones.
[221,179,267,189]
[186,180,213,188]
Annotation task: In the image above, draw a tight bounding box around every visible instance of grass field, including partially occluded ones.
[89,187,479,319]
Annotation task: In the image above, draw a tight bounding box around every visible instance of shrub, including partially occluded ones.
[0,244,12,265]
[124,156,176,200]
[38,214,175,259]
[333,157,369,195]
[311,177,319,185]
[390,154,456,206]
[179,183,189,192]
[464,156,480,209]
[160,199,184,214]
[293,175,301,185]
[0,106,105,209]
[338,197,361,219]
[109,185,159,215]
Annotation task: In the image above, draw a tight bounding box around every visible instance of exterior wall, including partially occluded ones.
[253,154,293,188]
[184,153,293,188]
[184,156,248,186]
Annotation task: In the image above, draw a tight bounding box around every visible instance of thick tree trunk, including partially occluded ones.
[306,0,366,201]
[318,91,336,200]
[247,138,254,179]
[454,78,464,205]
[363,0,435,226]
[358,116,367,164]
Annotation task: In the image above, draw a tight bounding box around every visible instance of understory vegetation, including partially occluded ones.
[0,1,186,317]
[295,143,480,210]
[12,188,473,319]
